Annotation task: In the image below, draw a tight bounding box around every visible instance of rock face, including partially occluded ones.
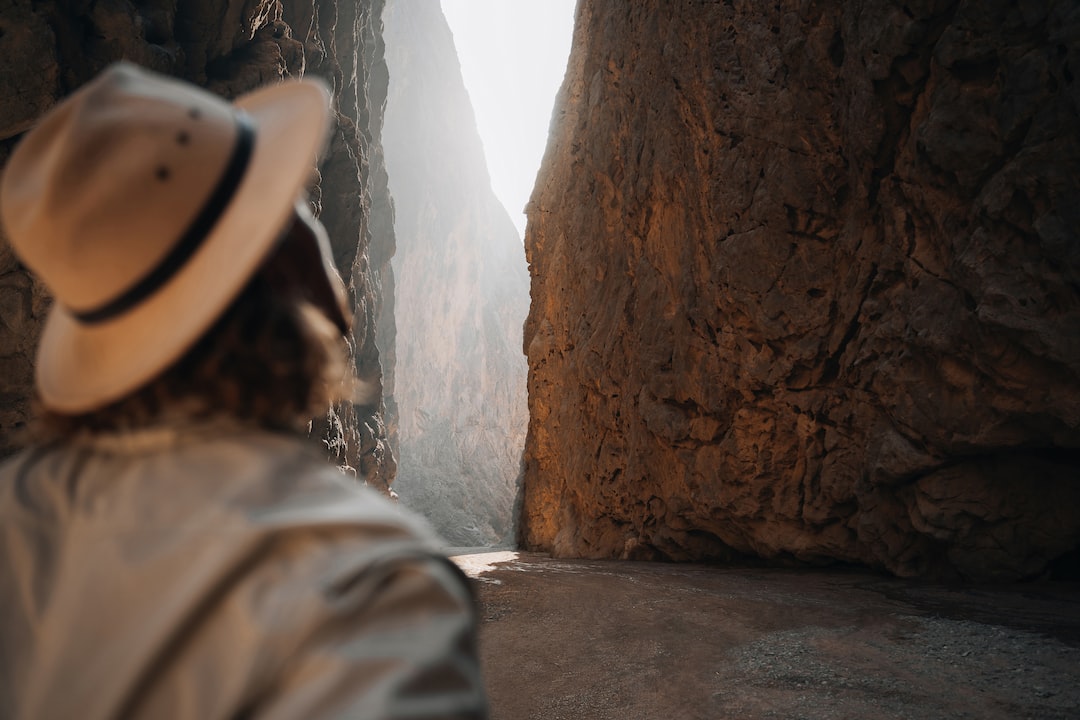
[381,0,529,546]
[522,0,1080,580]
[0,0,397,487]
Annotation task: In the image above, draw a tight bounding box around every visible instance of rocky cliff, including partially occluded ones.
[381,0,529,546]
[0,0,396,488]
[522,0,1080,580]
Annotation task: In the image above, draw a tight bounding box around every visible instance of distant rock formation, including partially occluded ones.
[381,0,529,546]
[0,0,396,489]
[522,0,1080,580]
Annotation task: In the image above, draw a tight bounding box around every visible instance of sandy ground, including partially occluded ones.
[451,551,1080,720]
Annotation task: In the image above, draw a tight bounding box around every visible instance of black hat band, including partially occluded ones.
[73,113,256,325]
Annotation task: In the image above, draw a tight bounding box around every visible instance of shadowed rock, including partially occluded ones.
[0,0,397,489]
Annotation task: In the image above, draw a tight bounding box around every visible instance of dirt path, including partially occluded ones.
[452,551,1080,720]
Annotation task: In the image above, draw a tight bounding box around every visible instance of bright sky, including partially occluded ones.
[441,0,577,239]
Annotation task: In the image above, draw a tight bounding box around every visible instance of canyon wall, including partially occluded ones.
[0,0,396,488]
[381,0,529,546]
[522,0,1080,580]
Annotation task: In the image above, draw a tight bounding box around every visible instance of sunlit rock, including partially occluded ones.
[521,0,1080,580]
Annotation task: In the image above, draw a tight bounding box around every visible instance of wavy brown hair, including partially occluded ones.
[33,242,351,439]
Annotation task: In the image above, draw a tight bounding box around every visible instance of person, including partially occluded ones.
[0,62,488,719]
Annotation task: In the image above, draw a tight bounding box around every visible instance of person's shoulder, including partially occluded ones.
[0,447,32,478]
[0,442,84,519]
[203,429,468,615]
[196,425,446,551]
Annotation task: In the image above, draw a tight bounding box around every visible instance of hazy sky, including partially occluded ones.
[441,0,577,239]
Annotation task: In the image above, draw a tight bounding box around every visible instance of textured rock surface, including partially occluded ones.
[0,0,397,488]
[522,0,1080,580]
[381,0,529,546]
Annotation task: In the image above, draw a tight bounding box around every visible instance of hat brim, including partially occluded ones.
[35,78,333,414]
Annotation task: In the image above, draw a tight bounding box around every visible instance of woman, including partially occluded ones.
[0,63,487,719]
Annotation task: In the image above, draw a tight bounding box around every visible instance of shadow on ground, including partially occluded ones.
[452,551,1080,720]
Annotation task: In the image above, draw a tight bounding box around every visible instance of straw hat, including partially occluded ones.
[0,62,335,414]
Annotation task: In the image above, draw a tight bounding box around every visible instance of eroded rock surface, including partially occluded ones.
[522,0,1080,580]
[0,0,397,488]
[381,0,529,545]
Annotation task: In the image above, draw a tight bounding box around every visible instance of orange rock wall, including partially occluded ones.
[521,0,1080,580]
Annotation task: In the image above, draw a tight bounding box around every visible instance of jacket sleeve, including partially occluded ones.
[252,551,489,720]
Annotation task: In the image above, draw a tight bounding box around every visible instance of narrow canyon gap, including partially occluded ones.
[380,0,530,546]
[521,0,1080,581]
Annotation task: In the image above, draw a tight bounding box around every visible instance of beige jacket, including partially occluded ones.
[0,423,487,719]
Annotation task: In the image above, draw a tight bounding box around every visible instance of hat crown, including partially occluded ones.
[0,61,332,413]
[1,62,240,312]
